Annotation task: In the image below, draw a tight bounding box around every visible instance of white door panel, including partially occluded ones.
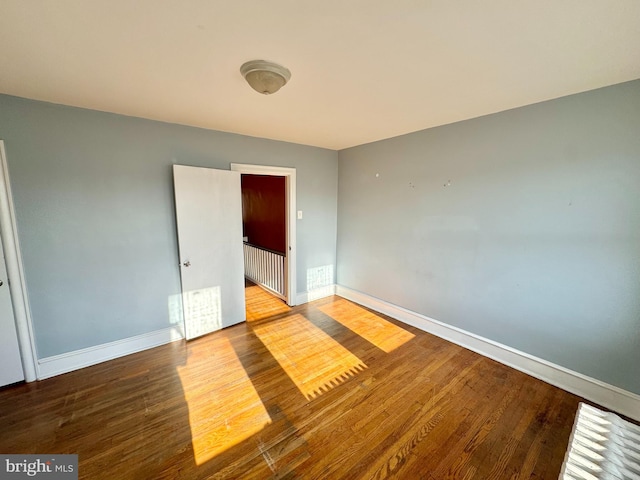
[173,165,245,340]
[0,231,24,386]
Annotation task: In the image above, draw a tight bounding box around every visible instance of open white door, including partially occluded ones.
[173,165,245,340]
[0,233,24,386]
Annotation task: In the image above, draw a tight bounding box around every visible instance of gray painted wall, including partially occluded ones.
[0,95,338,358]
[337,80,640,395]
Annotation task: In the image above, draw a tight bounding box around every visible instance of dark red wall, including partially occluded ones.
[241,174,286,254]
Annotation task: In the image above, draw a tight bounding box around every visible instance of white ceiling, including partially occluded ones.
[1,1,639,150]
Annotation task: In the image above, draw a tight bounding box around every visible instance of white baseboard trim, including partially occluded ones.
[37,326,184,380]
[296,284,336,305]
[336,285,640,422]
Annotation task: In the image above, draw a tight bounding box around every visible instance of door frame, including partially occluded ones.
[230,163,297,306]
[0,141,38,381]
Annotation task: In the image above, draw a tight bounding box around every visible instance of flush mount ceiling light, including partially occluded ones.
[240,60,291,95]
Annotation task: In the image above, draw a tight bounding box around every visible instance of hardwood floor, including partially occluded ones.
[245,279,291,321]
[0,293,586,479]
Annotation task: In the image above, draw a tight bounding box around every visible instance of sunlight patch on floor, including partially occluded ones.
[177,335,271,465]
[245,284,291,321]
[319,298,415,353]
[251,314,366,400]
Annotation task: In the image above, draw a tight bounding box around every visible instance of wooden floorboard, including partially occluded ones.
[0,291,590,479]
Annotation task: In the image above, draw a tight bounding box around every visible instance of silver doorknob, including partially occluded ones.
[182,261,191,267]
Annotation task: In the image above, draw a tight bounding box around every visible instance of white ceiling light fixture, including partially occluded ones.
[240,60,291,95]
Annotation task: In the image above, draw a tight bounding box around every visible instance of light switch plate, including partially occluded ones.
[297,210,303,219]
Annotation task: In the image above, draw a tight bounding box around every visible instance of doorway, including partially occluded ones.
[173,163,297,341]
[231,164,297,307]
[240,173,286,299]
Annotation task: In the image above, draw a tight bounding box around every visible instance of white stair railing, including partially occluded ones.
[243,243,286,299]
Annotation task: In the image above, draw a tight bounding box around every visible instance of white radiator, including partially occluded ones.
[560,403,640,479]
[243,243,286,299]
